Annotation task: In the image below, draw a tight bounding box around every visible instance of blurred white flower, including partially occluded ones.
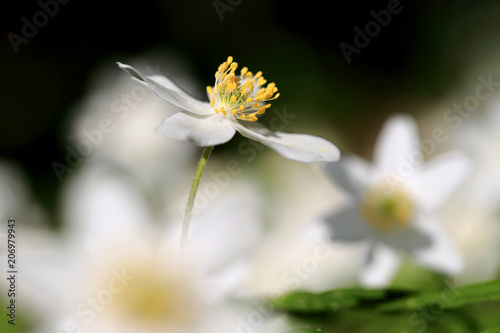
[439,97,500,284]
[241,154,362,297]
[439,190,500,285]
[68,51,197,196]
[117,56,340,163]
[320,114,471,287]
[450,97,500,208]
[20,161,280,333]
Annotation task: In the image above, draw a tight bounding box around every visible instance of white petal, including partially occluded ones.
[117,62,212,115]
[323,155,372,198]
[410,217,463,275]
[360,242,401,288]
[411,151,471,212]
[60,165,153,258]
[187,181,262,274]
[375,222,432,253]
[373,114,420,175]
[323,205,372,242]
[156,112,236,146]
[233,122,340,163]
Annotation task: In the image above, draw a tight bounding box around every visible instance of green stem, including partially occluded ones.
[180,145,214,250]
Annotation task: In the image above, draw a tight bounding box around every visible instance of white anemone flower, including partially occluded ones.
[19,162,275,333]
[320,114,471,287]
[117,56,339,163]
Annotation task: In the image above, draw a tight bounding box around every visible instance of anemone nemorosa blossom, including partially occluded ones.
[117,57,339,163]
[321,114,471,287]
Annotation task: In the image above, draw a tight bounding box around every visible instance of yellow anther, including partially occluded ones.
[210,57,280,122]
[269,93,280,100]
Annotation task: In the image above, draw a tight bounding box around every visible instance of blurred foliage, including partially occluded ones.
[275,279,500,332]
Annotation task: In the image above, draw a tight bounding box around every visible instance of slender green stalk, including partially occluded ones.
[180,145,214,250]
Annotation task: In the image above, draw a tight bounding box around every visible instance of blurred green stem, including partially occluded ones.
[180,145,214,251]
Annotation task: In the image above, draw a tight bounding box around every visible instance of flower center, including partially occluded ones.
[88,255,198,329]
[361,179,414,232]
[206,56,280,121]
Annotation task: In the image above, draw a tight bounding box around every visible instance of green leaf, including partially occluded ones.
[274,279,500,317]
[377,279,500,312]
[274,287,411,313]
[287,329,336,333]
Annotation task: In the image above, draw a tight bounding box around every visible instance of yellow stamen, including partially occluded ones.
[209,57,280,121]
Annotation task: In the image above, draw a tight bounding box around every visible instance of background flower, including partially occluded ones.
[319,114,471,287]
